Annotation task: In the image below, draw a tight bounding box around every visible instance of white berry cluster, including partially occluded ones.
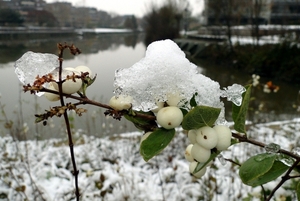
[44,66,92,101]
[109,92,184,130]
[185,125,232,178]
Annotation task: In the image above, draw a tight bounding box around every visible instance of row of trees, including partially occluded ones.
[206,0,300,49]
[0,8,24,26]
[206,0,266,50]
[143,0,192,45]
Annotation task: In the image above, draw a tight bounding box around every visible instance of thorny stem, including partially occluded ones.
[57,44,80,200]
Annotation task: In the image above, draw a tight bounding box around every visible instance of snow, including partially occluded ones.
[113,39,244,124]
[0,119,299,200]
[76,28,133,35]
[221,83,246,106]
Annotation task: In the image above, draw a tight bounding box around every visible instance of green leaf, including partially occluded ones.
[124,110,157,131]
[194,149,220,174]
[239,153,289,187]
[232,85,252,133]
[80,74,97,96]
[180,108,189,116]
[182,105,221,130]
[256,160,289,185]
[297,181,300,201]
[189,93,198,107]
[140,128,175,161]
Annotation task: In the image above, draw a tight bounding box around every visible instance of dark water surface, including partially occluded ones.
[0,34,298,139]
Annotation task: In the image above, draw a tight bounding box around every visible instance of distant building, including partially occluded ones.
[45,2,115,28]
[0,0,140,28]
[0,0,51,26]
[270,0,300,24]
[0,0,45,10]
[203,0,300,25]
[44,2,73,27]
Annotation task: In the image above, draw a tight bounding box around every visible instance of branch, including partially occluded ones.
[232,132,300,201]
[57,43,80,200]
[39,87,156,121]
[232,132,300,160]
[266,157,300,201]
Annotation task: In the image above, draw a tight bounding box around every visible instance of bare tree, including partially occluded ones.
[207,0,235,52]
[250,0,263,46]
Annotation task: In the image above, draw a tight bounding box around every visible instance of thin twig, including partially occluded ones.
[224,158,241,166]
[232,132,300,201]
[40,87,156,121]
[232,132,300,160]
[266,157,300,201]
[57,44,80,200]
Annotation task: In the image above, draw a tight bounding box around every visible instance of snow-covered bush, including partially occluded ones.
[13,40,300,201]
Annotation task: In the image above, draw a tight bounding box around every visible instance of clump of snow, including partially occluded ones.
[113,39,244,124]
[114,39,217,112]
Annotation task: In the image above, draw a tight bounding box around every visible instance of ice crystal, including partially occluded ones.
[14,51,59,85]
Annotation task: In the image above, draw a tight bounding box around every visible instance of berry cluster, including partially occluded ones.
[108,90,232,179]
[109,92,185,130]
[44,66,92,101]
[185,125,232,178]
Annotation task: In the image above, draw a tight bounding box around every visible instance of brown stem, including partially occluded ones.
[57,45,80,200]
[232,132,300,160]
[224,158,241,166]
[232,132,300,201]
[40,87,156,121]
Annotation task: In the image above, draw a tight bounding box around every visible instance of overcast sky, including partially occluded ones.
[45,0,204,17]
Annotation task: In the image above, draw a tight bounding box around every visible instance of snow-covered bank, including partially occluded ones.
[0,119,299,201]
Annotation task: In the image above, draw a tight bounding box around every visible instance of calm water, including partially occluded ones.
[0,34,146,139]
[0,34,299,139]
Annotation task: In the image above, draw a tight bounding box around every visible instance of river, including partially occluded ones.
[0,34,299,139]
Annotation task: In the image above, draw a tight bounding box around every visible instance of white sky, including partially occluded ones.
[45,0,204,17]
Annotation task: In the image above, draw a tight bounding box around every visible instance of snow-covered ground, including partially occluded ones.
[0,119,299,201]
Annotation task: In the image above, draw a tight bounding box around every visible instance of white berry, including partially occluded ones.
[109,95,133,111]
[151,101,165,113]
[191,143,211,163]
[53,68,82,94]
[213,125,232,151]
[44,82,60,101]
[188,130,197,144]
[156,106,183,129]
[166,92,183,106]
[196,126,218,150]
[189,161,207,178]
[75,65,92,77]
[185,144,194,162]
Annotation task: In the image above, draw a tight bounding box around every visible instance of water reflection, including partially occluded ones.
[0,33,143,64]
[0,34,146,139]
[195,59,299,123]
